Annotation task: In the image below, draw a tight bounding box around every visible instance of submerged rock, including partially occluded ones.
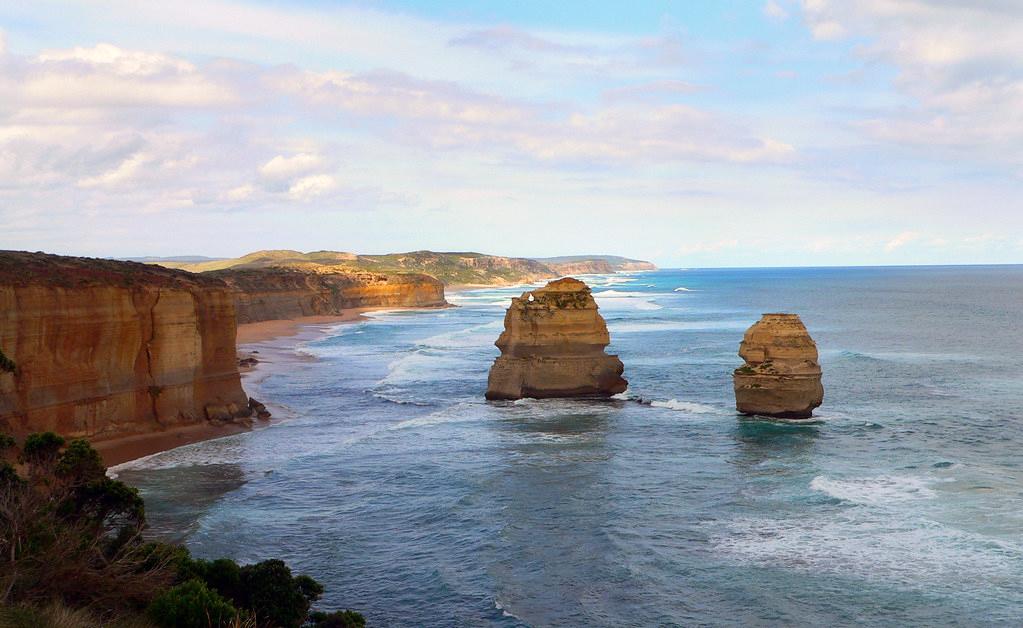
[485,278,627,400]
[733,313,824,419]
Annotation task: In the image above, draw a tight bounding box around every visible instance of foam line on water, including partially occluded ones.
[810,475,939,504]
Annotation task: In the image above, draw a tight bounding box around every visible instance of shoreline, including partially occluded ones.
[100,307,445,468]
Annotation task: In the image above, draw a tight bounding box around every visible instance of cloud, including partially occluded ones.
[4,43,238,108]
[288,174,336,200]
[885,231,920,252]
[799,1,1023,164]
[763,1,789,21]
[449,25,687,75]
[259,153,324,180]
[602,79,703,102]
[275,68,792,165]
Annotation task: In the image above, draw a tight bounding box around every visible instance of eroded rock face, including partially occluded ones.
[0,251,250,440]
[733,313,824,419]
[210,266,447,324]
[485,278,627,400]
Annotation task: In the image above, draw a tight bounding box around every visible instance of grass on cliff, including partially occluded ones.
[0,433,364,628]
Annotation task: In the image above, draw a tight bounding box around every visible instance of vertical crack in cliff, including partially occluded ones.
[146,289,161,424]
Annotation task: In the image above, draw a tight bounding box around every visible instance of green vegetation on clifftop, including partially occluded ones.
[157,249,655,285]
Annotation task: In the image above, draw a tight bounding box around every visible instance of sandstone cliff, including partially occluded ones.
[0,251,251,441]
[209,266,448,324]
[733,313,824,419]
[485,278,627,400]
[534,255,658,275]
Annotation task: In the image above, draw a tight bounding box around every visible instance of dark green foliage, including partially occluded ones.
[21,431,65,467]
[164,550,329,627]
[0,433,15,451]
[307,609,367,628]
[0,462,22,486]
[66,477,146,532]
[2,435,355,626]
[148,579,240,628]
[1,436,171,613]
[237,559,321,628]
[55,438,106,484]
[0,347,15,374]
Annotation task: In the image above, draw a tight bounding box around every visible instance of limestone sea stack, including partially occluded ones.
[733,313,824,419]
[485,278,627,400]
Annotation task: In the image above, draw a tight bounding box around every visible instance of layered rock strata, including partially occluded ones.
[210,266,447,324]
[485,278,627,400]
[732,313,824,419]
[0,251,252,440]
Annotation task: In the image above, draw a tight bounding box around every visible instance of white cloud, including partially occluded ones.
[37,43,194,76]
[258,153,324,180]
[77,152,147,188]
[799,1,1023,163]
[288,174,336,200]
[764,1,789,21]
[885,231,920,252]
[225,184,254,201]
[1,43,237,109]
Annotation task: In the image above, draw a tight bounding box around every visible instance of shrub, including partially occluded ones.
[307,609,367,628]
[21,431,65,469]
[1,435,358,626]
[0,436,172,613]
[148,579,240,628]
[56,438,106,484]
[237,559,321,628]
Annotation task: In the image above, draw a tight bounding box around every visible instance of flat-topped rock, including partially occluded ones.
[485,278,627,400]
[733,313,823,419]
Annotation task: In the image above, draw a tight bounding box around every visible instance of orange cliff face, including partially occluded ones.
[209,266,448,324]
[0,251,251,441]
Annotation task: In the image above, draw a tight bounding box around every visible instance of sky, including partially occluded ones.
[1,0,1022,267]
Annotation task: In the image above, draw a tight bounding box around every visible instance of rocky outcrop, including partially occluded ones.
[210,266,447,324]
[733,313,824,419]
[0,251,252,440]
[485,278,627,400]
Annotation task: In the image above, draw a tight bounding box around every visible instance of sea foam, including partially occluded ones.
[810,475,938,505]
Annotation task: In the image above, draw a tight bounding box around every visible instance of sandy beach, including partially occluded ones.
[100,307,446,467]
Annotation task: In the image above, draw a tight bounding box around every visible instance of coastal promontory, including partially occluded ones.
[732,313,824,419]
[485,278,627,400]
[0,251,252,442]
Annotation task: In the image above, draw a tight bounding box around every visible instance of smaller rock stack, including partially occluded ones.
[485,278,627,400]
[733,313,823,419]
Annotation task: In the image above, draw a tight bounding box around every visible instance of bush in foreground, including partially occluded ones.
[0,432,365,627]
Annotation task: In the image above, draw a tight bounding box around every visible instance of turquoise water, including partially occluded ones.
[115,267,1023,626]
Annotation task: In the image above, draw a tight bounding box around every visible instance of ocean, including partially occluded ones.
[113,266,1023,626]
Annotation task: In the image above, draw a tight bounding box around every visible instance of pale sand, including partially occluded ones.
[95,422,252,467]
[100,307,443,468]
[236,311,369,344]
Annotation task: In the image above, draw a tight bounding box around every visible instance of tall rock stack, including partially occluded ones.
[733,313,824,419]
[485,278,627,400]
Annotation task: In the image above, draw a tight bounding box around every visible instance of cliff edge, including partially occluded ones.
[0,251,251,441]
[209,265,448,324]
